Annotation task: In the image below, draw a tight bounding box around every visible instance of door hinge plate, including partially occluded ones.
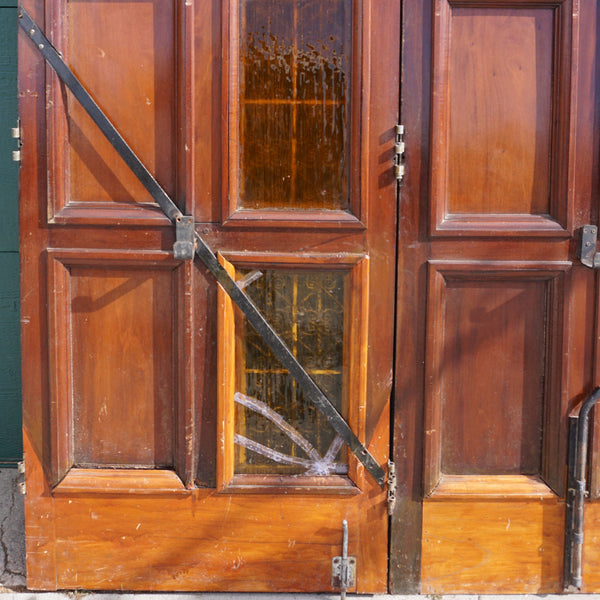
[12,118,22,162]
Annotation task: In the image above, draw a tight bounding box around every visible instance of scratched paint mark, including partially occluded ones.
[234,392,347,475]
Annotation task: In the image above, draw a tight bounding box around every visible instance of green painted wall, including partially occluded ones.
[0,2,21,467]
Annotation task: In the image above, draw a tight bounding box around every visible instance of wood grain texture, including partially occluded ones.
[421,499,564,593]
[20,0,396,591]
[424,261,569,494]
[429,0,573,236]
[393,0,598,592]
[580,503,600,591]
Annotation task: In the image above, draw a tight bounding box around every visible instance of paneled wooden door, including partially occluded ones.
[392,0,600,594]
[18,0,400,591]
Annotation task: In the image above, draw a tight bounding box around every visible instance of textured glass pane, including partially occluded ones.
[238,0,352,210]
[235,270,348,475]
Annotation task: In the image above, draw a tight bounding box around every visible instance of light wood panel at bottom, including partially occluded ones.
[580,503,600,591]
[421,499,564,594]
[23,431,387,593]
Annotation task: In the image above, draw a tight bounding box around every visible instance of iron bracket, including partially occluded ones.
[579,225,600,268]
[173,215,196,260]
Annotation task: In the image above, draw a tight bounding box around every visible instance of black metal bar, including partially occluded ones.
[18,6,385,488]
[564,386,600,590]
[563,411,579,590]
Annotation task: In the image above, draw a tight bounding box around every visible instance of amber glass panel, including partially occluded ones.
[235,270,348,475]
[238,0,352,210]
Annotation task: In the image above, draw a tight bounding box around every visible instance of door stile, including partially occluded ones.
[175,0,197,488]
[389,0,430,591]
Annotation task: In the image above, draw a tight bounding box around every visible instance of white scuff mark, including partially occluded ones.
[233,392,348,476]
[506,518,511,531]
[97,47,106,58]
[136,522,141,530]
[145,97,152,106]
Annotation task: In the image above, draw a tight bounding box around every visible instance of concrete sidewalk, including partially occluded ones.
[0,469,25,591]
[3,469,599,599]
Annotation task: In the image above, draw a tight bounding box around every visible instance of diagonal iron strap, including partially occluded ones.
[19,6,385,488]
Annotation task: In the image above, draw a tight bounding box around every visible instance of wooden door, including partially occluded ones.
[18,0,399,591]
[392,0,600,594]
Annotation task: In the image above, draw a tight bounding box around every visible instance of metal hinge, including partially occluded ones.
[12,118,22,162]
[17,457,26,495]
[394,124,405,182]
[387,460,397,515]
[332,520,356,599]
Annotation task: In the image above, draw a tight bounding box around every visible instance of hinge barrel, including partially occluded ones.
[387,460,397,515]
[394,124,405,182]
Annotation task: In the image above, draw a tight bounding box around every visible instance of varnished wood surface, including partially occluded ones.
[395,0,600,593]
[19,0,397,591]
[421,499,564,594]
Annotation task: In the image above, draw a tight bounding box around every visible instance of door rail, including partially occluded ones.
[564,387,600,591]
[17,6,386,488]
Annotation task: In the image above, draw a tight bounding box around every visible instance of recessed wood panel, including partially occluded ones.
[70,266,174,467]
[440,278,545,474]
[424,262,568,494]
[45,0,178,224]
[430,0,573,235]
[448,7,553,215]
[67,0,175,204]
[47,250,191,482]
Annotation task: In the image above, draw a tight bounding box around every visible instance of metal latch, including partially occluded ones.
[387,460,397,515]
[173,215,195,260]
[394,124,405,182]
[332,520,356,599]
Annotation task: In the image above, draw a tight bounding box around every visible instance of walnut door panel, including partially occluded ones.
[46,0,180,224]
[394,0,599,593]
[19,0,399,591]
[430,0,573,236]
[424,261,570,496]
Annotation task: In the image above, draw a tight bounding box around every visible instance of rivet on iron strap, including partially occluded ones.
[18,6,385,488]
